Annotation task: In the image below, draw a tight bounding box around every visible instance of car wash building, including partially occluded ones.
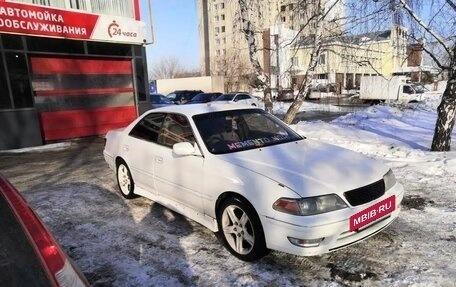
[0,0,149,150]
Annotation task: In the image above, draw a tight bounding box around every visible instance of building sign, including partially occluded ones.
[0,1,146,44]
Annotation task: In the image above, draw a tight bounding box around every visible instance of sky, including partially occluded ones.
[139,0,200,72]
[4,94,456,286]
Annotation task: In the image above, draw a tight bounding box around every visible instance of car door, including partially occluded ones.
[154,113,204,211]
[124,113,166,195]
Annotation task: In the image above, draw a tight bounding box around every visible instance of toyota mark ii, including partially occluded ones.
[103,104,404,261]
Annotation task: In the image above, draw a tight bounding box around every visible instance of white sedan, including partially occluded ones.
[103,104,404,261]
[214,92,259,106]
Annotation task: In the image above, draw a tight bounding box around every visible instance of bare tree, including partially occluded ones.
[397,0,456,151]
[238,0,274,112]
[149,57,182,80]
[283,0,325,124]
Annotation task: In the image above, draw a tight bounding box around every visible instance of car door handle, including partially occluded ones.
[155,156,163,164]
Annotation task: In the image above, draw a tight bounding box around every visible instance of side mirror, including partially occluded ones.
[173,142,201,156]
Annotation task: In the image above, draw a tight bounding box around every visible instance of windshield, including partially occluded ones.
[412,84,426,94]
[215,94,235,101]
[193,109,303,154]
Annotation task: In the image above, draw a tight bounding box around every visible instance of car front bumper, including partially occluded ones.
[261,184,404,256]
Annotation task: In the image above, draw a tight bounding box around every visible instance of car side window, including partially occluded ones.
[129,113,165,143]
[237,94,250,100]
[402,85,414,94]
[157,113,195,148]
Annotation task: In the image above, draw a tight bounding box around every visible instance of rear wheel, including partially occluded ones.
[217,197,268,261]
[116,161,135,199]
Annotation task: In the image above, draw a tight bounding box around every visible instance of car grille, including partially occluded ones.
[343,179,385,206]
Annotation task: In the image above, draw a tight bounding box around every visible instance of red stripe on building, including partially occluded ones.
[40,106,136,141]
[35,87,134,97]
[31,58,132,75]
[133,0,141,20]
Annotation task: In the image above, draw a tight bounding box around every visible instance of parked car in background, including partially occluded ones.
[214,92,259,106]
[185,92,222,104]
[0,174,89,286]
[309,83,337,99]
[150,93,175,109]
[104,104,404,262]
[167,90,204,104]
[277,89,295,102]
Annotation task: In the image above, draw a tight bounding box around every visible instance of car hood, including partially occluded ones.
[219,139,388,197]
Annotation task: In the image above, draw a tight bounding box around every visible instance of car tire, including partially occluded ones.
[217,197,268,261]
[116,160,135,199]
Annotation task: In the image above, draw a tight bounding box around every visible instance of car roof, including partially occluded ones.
[143,102,261,117]
[223,92,250,95]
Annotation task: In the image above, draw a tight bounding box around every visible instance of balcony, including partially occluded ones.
[10,0,135,18]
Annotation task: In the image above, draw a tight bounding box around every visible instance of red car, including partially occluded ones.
[0,174,89,287]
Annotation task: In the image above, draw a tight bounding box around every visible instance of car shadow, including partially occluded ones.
[20,181,198,286]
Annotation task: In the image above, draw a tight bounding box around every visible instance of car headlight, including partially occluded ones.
[383,169,397,191]
[273,194,348,216]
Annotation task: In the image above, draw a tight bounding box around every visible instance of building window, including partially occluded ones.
[27,37,84,54]
[280,5,286,12]
[221,14,225,20]
[1,34,23,50]
[215,27,220,34]
[0,56,11,109]
[216,50,221,56]
[216,38,220,45]
[291,57,299,66]
[220,2,225,9]
[281,16,286,22]
[222,37,226,44]
[221,26,225,33]
[215,15,219,21]
[6,53,33,109]
[318,53,326,65]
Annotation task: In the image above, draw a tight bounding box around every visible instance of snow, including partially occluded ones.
[1,97,455,286]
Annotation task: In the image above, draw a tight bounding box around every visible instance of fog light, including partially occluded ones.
[288,237,324,248]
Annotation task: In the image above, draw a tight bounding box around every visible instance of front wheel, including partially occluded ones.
[116,161,135,199]
[217,197,268,261]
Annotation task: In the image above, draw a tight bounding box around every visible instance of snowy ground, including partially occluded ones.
[1,97,455,286]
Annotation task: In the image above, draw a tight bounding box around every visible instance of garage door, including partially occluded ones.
[31,57,136,141]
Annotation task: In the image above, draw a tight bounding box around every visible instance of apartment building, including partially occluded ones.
[0,0,148,150]
[198,0,345,91]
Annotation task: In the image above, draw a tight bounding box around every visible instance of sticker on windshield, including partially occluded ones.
[227,134,289,150]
